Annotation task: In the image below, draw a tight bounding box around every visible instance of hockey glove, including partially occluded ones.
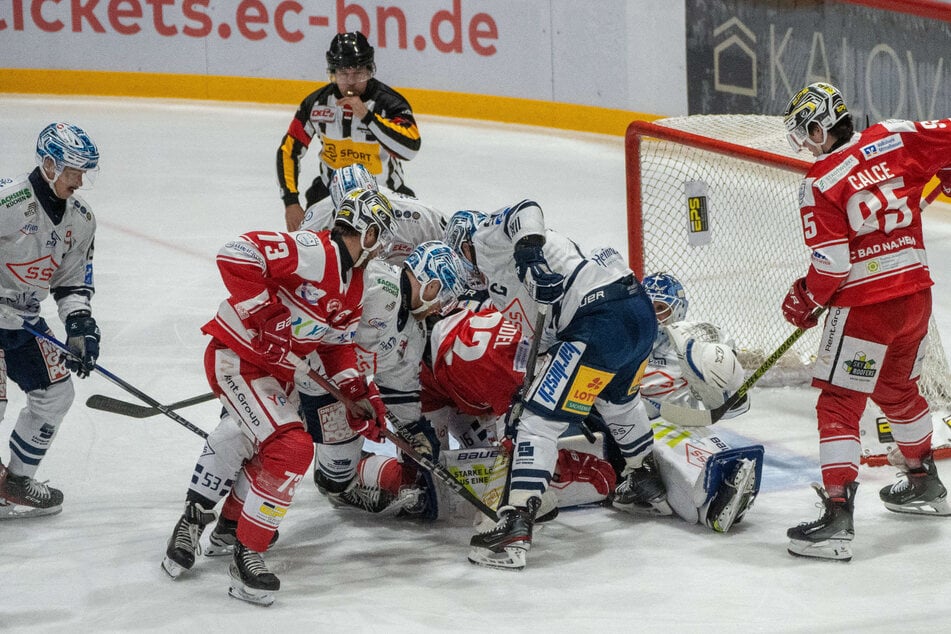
[781,277,822,330]
[513,244,565,305]
[64,311,100,378]
[400,416,439,461]
[338,376,388,442]
[938,167,951,197]
[247,299,292,364]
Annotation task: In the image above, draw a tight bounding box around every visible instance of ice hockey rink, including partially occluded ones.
[3,95,951,632]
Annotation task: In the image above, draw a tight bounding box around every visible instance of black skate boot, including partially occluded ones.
[206,517,280,557]
[0,469,64,519]
[787,482,857,562]
[161,502,215,578]
[705,457,758,533]
[229,541,280,607]
[467,496,541,571]
[612,453,672,516]
[880,455,951,516]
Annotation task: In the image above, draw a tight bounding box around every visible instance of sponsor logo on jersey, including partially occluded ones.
[860,134,903,159]
[7,254,58,288]
[591,246,622,268]
[1,187,31,207]
[257,501,287,521]
[843,352,877,378]
[19,223,38,235]
[376,278,399,296]
[535,342,583,408]
[856,235,916,259]
[329,309,354,327]
[815,155,859,192]
[368,317,388,330]
[0,177,13,187]
[563,365,615,415]
[222,374,263,428]
[297,282,327,305]
[312,106,335,122]
[378,336,396,352]
[292,316,326,339]
[295,232,319,247]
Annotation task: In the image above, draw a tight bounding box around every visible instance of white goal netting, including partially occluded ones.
[626,114,951,410]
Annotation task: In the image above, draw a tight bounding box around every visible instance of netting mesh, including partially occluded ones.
[630,115,951,407]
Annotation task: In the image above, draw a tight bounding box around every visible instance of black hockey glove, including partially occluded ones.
[64,311,100,378]
[514,243,564,305]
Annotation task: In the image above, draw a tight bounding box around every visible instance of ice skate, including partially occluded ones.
[161,501,215,578]
[879,456,951,516]
[706,458,758,533]
[206,517,280,557]
[229,541,280,607]
[467,497,540,571]
[612,454,672,516]
[0,466,64,520]
[787,482,857,562]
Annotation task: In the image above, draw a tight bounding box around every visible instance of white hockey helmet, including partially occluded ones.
[35,122,100,186]
[404,240,467,316]
[444,210,487,290]
[643,272,688,325]
[783,82,850,153]
[334,188,396,266]
[330,163,378,208]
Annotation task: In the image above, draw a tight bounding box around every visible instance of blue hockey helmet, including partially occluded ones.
[404,240,467,316]
[643,272,688,324]
[444,210,487,290]
[330,163,378,208]
[35,122,100,184]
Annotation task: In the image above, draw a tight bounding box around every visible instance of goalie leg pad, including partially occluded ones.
[700,446,764,532]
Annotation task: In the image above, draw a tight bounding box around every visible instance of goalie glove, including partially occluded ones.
[666,322,744,409]
[513,242,564,305]
[781,277,822,330]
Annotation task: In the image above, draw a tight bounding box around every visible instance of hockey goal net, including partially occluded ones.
[625,115,951,462]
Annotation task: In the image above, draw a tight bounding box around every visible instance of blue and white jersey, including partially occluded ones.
[301,187,446,265]
[471,199,632,346]
[0,171,96,324]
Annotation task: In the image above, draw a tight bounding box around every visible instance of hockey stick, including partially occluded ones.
[85,392,217,418]
[285,352,499,521]
[0,306,208,439]
[659,308,826,427]
[480,305,550,511]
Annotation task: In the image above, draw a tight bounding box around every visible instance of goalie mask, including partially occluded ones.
[404,240,467,317]
[35,122,100,187]
[643,272,688,325]
[783,82,849,153]
[330,163,378,208]
[444,210,487,290]
[334,189,396,266]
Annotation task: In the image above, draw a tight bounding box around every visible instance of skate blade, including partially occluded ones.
[203,541,235,557]
[467,543,528,571]
[0,502,62,520]
[228,582,276,607]
[787,537,852,562]
[612,498,673,517]
[883,497,951,516]
[161,556,189,579]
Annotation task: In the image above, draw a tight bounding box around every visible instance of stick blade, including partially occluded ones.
[85,394,155,418]
[658,401,715,427]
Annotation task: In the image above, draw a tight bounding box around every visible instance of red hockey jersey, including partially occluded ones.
[202,229,364,383]
[799,118,951,307]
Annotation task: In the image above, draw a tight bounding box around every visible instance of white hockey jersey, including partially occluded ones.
[300,188,446,265]
[0,171,95,324]
[471,199,632,345]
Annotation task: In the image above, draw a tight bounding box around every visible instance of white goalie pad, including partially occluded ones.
[650,420,763,528]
